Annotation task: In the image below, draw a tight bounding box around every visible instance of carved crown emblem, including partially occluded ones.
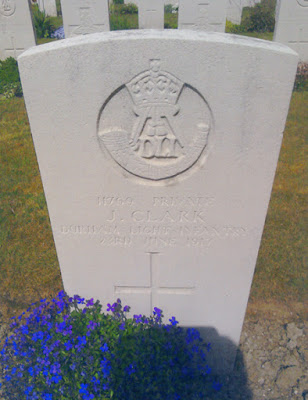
[98,59,212,181]
[126,60,184,107]
[0,0,15,16]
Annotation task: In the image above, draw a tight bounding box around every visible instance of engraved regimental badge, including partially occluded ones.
[297,0,308,6]
[0,0,15,16]
[98,60,212,181]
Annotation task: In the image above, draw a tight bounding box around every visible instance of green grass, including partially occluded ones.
[238,31,273,41]
[249,92,308,310]
[0,91,307,321]
[0,99,62,319]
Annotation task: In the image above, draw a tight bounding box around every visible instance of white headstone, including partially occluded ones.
[61,0,110,38]
[226,0,260,25]
[18,30,297,373]
[0,0,36,60]
[178,0,227,32]
[138,0,164,29]
[274,0,308,63]
[37,0,57,17]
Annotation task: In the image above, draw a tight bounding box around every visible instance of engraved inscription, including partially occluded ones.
[0,0,16,16]
[115,252,195,312]
[60,195,250,250]
[297,0,308,7]
[98,59,212,181]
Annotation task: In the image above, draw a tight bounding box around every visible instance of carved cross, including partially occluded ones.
[69,7,106,36]
[5,36,24,58]
[115,252,195,313]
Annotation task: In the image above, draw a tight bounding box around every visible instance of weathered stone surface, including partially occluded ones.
[274,0,308,63]
[61,0,109,38]
[37,0,57,17]
[138,0,164,29]
[178,0,227,32]
[18,30,297,373]
[0,0,36,60]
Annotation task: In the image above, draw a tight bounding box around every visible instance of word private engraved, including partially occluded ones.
[98,59,212,181]
[0,0,16,16]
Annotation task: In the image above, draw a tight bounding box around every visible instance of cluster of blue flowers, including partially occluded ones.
[51,26,65,40]
[0,292,221,399]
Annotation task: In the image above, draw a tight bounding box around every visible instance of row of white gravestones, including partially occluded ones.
[226,0,260,25]
[0,0,36,61]
[274,0,308,63]
[61,0,229,38]
[18,30,298,372]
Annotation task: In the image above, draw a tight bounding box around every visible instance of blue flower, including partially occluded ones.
[100,343,109,352]
[87,321,97,330]
[133,314,143,324]
[106,303,116,312]
[169,316,178,326]
[86,298,94,307]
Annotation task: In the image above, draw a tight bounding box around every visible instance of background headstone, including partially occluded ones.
[274,0,308,63]
[37,0,57,17]
[18,30,297,373]
[0,0,36,60]
[178,0,227,32]
[61,0,109,38]
[138,0,164,29]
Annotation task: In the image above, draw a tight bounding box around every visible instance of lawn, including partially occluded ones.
[0,89,307,322]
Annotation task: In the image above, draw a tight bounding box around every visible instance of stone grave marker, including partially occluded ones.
[61,0,109,38]
[178,0,227,32]
[18,30,298,372]
[36,0,57,17]
[274,0,308,63]
[0,0,36,60]
[138,0,164,29]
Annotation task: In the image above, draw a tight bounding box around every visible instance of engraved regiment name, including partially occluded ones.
[98,59,212,181]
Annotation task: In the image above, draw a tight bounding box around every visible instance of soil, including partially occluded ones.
[212,302,308,400]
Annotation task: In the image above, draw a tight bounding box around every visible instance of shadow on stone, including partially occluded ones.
[198,326,253,400]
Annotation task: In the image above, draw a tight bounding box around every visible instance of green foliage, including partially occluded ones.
[0,57,22,99]
[294,63,308,92]
[225,20,245,34]
[164,12,178,29]
[241,0,275,32]
[110,14,138,30]
[113,0,124,5]
[33,8,55,38]
[120,3,138,14]
[110,3,138,15]
[165,4,174,14]
[109,3,138,30]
